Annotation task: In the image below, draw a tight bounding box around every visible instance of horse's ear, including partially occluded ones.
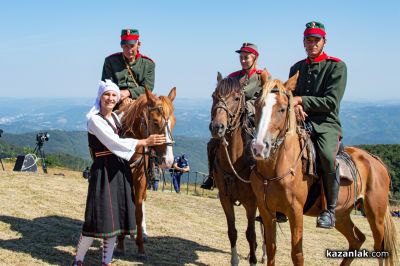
[145,87,156,103]
[168,87,176,102]
[284,71,299,91]
[260,68,270,87]
[217,72,223,83]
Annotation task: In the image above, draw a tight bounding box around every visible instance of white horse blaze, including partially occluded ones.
[253,94,277,155]
[163,119,174,167]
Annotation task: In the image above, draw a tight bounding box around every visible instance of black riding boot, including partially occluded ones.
[317,172,339,229]
[201,139,218,190]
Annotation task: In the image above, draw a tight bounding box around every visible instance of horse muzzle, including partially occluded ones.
[211,122,226,138]
[251,139,271,159]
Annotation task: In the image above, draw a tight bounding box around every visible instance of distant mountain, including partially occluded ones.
[1,98,400,173]
[2,98,400,145]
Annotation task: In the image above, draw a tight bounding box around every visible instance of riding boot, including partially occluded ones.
[317,171,339,229]
[201,138,219,190]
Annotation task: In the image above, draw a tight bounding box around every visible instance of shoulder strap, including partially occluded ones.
[97,113,119,134]
[122,54,139,87]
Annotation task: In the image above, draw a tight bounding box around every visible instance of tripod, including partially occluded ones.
[34,141,48,173]
[0,157,4,171]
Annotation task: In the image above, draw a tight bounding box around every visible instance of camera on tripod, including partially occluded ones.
[36,132,50,144]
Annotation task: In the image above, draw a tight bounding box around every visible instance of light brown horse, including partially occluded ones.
[210,72,267,265]
[116,87,176,256]
[250,74,398,266]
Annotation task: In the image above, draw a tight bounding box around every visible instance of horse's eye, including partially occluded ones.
[279,107,286,113]
[235,96,240,101]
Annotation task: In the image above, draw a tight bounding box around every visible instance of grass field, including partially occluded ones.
[0,163,399,265]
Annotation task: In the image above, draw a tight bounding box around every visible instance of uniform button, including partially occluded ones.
[307,80,311,83]
[306,90,310,92]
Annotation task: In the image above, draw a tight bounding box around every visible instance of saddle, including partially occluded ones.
[297,126,357,183]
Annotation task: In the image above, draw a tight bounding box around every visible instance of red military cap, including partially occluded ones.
[121,29,139,45]
[235,42,259,57]
[304,21,326,38]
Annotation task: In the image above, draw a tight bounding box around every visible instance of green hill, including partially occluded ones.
[2,131,399,198]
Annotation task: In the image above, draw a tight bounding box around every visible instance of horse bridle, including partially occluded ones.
[146,105,175,147]
[211,92,252,183]
[253,87,306,184]
[211,92,245,134]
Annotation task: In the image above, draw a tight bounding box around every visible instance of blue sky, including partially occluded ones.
[1,0,399,101]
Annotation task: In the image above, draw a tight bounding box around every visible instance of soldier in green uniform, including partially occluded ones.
[289,21,347,229]
[201,43,268,190]
[102,28,155,102]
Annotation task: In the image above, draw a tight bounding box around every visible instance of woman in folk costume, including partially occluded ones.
[72,80,166,266]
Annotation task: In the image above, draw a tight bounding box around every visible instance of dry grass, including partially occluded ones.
[0,163,399,266]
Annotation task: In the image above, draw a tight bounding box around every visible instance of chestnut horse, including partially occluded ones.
[116,87,176,256]
[250,74,398,265]
[210,72,267,265]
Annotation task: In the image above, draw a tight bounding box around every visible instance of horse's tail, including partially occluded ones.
[383,206,399,266]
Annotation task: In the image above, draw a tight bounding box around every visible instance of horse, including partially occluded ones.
[250,73,398,266]
[115,87,176,256]
[209,71,268,265]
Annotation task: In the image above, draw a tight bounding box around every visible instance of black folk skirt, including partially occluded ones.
[82,154,136,238]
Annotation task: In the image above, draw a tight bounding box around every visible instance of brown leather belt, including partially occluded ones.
[95,151,113,157]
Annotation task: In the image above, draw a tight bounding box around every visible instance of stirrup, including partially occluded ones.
[316,211,335,229]
[276,212,288,223]
[200,176,214,190]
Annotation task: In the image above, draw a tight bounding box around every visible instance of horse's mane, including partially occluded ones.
[260,79,296,134]
[259,79,287,106]
[159,95,175,118]
[121,93,175,137]
[214,77,242,97]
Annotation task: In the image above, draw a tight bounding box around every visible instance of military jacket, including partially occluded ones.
[228,68,263,101]
[102,52,155,99]
[289,52,347,134]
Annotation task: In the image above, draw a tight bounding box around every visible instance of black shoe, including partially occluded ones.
[316,210,335,229]
[276,212,288,223]
[200,176,214,190]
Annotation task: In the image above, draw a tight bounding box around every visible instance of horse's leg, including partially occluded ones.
[141,201,148,243]
[135,193,146,256]
[335,212,366,266]
[243,199,258,265]
[259,220,267,264]
[288,204,304,266]
[363,192,387,266]
[259,207,276,266]
[115,235,126,255]
[219,195,239,266]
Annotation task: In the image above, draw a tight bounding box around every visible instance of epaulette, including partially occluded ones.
[228,70,242,77]
[326,56,342,62]
[141,55,154,63]
[256,69,272,79]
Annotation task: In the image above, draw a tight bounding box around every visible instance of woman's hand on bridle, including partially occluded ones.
[144,134,167,147]
[136,134,166,149]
